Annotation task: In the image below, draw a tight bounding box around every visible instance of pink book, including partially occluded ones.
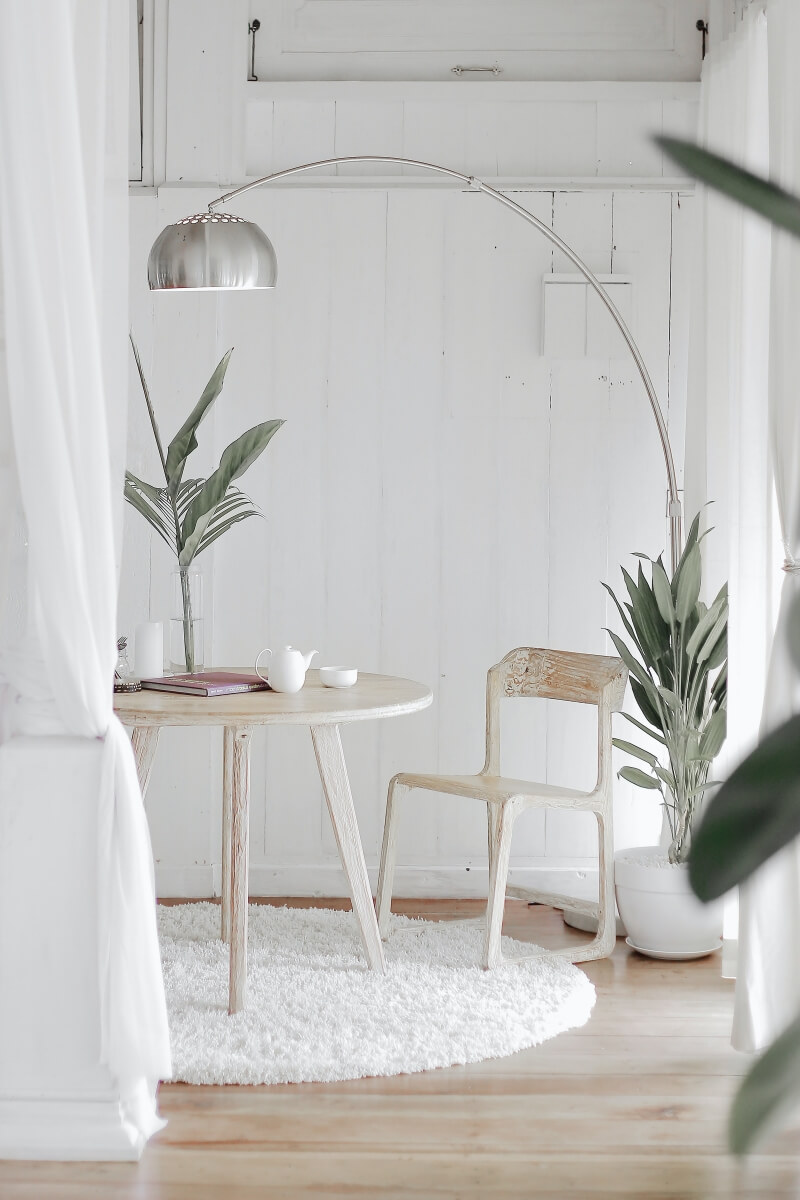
[140,671,270,697]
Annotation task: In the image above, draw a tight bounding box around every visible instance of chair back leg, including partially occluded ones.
[484,798,519,969]
[376,776,408,939]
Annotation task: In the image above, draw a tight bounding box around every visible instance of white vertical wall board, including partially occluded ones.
[271,100,336,174]
[212,286,282,866]
[379,190,445,863]
[125,183,688,894]
[255,190,330,864]
[165,0,248,183]
[401,103,468,176]
[435,191,504,861]
[535,103,598,178]
[552,192,612,275]
[667,191,695,492]
[662,97,700,143]
[596,102,665,177]
[333,100,405,175]
[244,99,274,177]
[545,359,612,859]
[318,190,387,858]
[606,192,676,850]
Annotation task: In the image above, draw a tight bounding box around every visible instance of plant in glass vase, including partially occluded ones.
[604,514,728,958]
[124,336,283,673]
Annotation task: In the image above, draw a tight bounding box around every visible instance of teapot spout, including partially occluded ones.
[303,649,319,671]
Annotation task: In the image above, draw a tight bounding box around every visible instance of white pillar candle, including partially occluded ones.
[134,621,163,679]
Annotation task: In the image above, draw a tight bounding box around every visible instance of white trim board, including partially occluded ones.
[156,863,600,901]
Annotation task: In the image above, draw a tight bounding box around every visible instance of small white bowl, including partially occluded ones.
[319,665,358,688]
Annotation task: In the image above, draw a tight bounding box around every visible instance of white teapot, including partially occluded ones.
[255,646,318,694]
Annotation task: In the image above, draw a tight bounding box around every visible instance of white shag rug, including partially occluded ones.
[158,902,596,1086]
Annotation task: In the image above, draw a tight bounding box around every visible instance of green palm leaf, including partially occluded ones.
[164,350,233,494]
[180,419,284,564]
[124,473,175,551]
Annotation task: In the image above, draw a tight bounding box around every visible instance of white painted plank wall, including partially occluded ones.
[123,180,687,898]
[242,84,699,183]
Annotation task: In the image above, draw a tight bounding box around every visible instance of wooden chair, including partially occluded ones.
[375,647,628,968]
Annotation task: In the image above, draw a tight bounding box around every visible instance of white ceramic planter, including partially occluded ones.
[615,846,723,960]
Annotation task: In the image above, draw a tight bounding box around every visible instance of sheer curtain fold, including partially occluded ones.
[733,0,800,1053]
[0,0,170,1136]
[686,8,773,778]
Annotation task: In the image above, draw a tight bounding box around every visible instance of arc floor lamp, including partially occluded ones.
[147,155,683,570]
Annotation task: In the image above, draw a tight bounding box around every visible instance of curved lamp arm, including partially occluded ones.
[210,155,683,570]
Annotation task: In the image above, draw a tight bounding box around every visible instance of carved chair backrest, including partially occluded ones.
[483,647,628,784]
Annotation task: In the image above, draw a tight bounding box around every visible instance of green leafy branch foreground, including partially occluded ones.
[659,134,800,1154]
[124,337,283,670]
[606,514,727,864]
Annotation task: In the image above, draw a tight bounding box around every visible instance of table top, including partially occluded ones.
[114,670,432,728]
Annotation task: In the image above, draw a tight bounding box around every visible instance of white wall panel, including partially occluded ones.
[251,0,706,82]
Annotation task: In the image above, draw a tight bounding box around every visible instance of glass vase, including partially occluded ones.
[170,564,204,674]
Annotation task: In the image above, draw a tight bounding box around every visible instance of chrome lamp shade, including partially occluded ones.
[147,212,277,291]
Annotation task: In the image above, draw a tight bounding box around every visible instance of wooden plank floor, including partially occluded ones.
[3,898,800,1198]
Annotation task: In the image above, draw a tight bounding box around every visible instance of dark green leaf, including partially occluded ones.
[602,582,644,656]
[605,629,661,711]
[686,595,726,663]
[671,512,701,601]
[697,610,728,665]
[689,714,800,900]
[651,558,675,625]
[675,543,702,623]
[658,138,800,241]
[730,1012,800,1154]
[630,677,664,731]
[628,563,670,665]
[165,350,233,493]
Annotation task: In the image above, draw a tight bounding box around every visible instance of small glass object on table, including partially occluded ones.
[114,636,142,693]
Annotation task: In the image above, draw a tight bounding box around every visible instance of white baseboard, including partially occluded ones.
[0,1096,145,1161]
[156,862,598,902]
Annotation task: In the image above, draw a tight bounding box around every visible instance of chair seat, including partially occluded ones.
[394,771,592,806]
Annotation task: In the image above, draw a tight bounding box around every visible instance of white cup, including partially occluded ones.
[135,621,164,679]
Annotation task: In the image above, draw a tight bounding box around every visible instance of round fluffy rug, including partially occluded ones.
[158,902,596,1085]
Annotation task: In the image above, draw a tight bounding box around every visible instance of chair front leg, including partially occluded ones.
[484,798,519,969]
[592,807,616,960]
[376,776,408,939]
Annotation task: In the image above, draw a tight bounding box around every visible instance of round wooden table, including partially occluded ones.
[114,670,432,1013]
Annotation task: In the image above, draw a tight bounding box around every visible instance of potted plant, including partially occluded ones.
[124,337,283,673]
[605,513,728,958]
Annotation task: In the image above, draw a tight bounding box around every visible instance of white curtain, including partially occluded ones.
[732,0,800,1053]
[685,8,775,779]
[0,1,170,1139]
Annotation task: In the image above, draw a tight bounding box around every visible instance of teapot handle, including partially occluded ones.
[254,647,272,683]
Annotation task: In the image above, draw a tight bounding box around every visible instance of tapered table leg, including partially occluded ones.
[130,726,160,799]
[228,726,253,1014]
[221,727,235,943]
[310,724,386,973]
